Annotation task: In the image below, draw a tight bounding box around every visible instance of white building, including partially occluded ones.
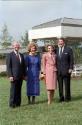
[28,17,82,43]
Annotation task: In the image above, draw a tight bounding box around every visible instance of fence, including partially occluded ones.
[72,64,82,77]
[0,65,6,73]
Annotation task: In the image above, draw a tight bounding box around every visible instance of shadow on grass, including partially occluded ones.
[35,99,48,104]
[72,95,82,102]
[36,97,59,104]
[21,99,48,107]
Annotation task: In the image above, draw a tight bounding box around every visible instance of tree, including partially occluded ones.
[21,31,29,47]
[0,24,13,48]
[67,41,82,64]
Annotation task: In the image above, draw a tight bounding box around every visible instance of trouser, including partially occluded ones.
[58,74,71,101]
[9,79,22,107]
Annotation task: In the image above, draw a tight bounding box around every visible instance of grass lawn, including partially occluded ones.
[0,77,82,125]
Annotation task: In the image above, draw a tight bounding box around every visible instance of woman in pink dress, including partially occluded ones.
[42,44,57,105]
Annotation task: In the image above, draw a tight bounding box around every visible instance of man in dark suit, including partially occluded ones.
[6,42,25,108]
[56,37,74,102]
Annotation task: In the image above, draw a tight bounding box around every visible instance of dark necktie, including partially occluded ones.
[59,47,62,57]
[16,53,20,61]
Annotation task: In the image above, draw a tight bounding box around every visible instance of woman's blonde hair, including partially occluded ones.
[27,42,38,52]
[45,44,55,52]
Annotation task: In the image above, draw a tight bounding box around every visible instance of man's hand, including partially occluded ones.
[68,69,72,74]
[9,77,14,82]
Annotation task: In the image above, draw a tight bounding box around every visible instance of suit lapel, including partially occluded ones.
[19,53,22,63]
[62,46,66,55]
[57,48,59,56]
[13,51,22,63]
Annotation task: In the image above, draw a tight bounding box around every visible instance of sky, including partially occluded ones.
[0,0,82,40]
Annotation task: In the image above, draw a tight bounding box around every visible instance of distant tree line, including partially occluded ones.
[0,24,29,49]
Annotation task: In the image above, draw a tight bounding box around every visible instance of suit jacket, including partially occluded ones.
[6,51,25,80]
[56,46,74,75]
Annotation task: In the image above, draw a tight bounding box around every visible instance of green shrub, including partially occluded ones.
[0,53,6,59]
[0,71,7,77]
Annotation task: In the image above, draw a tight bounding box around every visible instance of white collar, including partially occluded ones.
[14,50,19,55]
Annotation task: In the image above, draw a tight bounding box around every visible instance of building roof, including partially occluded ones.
[32,17,82,29]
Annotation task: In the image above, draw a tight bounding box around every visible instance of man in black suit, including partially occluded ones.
[56,38,74,102]
[6,42,25,108]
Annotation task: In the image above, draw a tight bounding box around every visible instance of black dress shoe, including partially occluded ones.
[16,104,21,107]
[9,104,16,108]
[65,98,71,102]
[59,98,64,102]
[59,100,64,102]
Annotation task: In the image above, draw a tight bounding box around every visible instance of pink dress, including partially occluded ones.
[42,52,57,90]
